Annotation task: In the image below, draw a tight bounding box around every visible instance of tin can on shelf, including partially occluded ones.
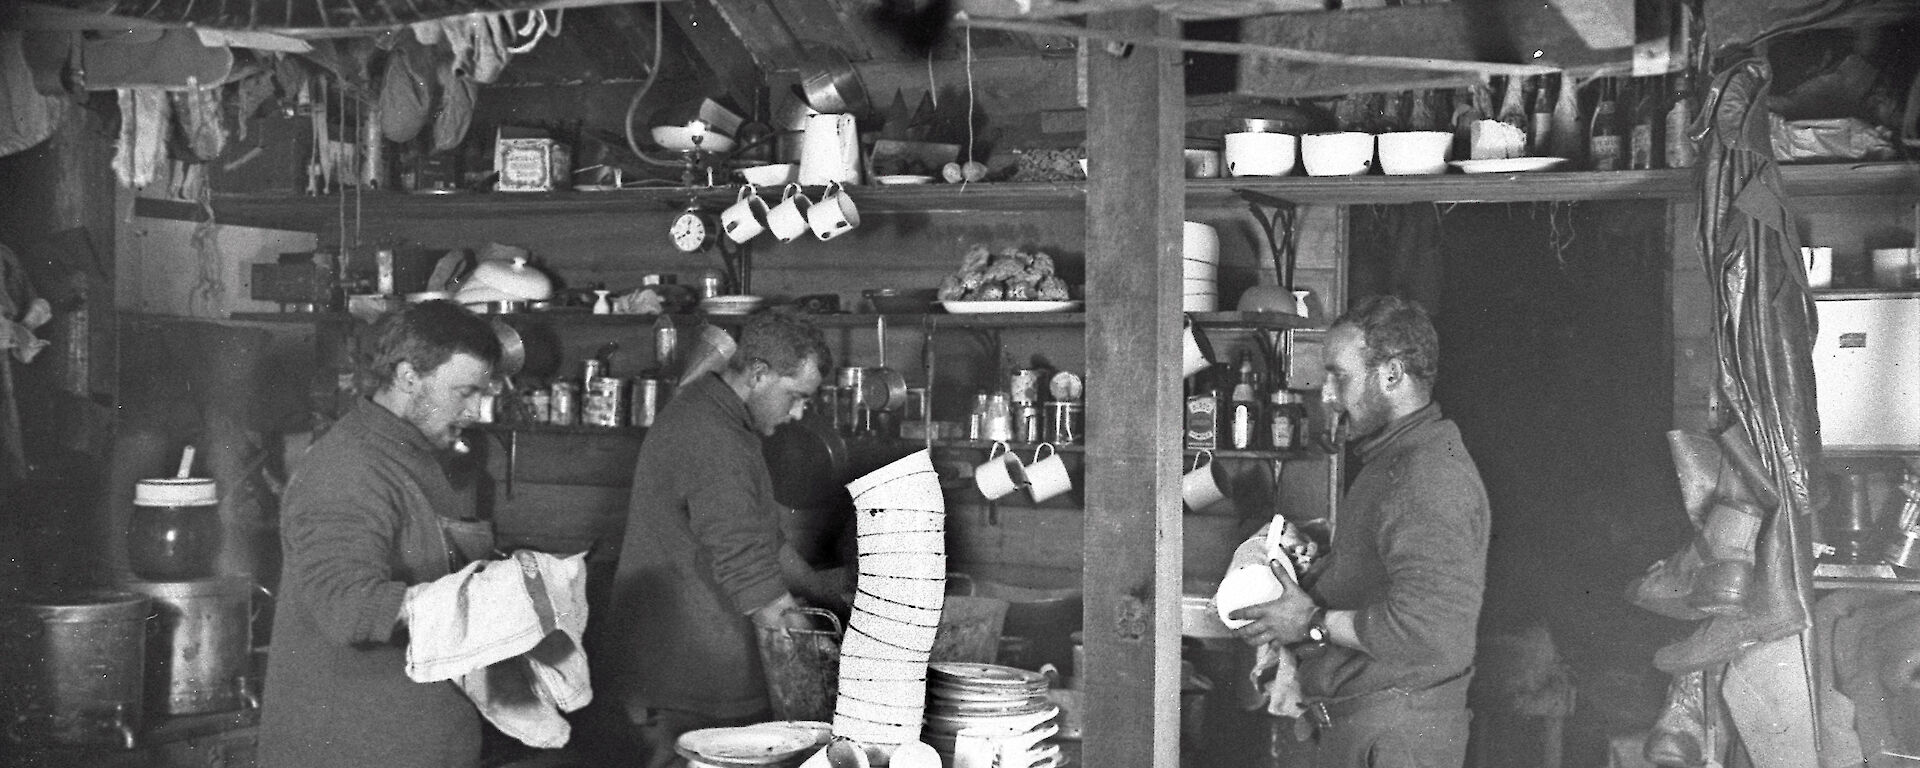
[549,380,579,426]
[583,359,605,384]
[1010,369,1043,405]
[1044,401,1085,444]
[905,387,929,423]
[699,270,725,300]
[631,378,671,427]
[526,388,551,424]
[1017,403,1042,443]
[582,376,625,427]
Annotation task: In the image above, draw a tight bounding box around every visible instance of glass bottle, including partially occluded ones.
[1269,390,1306,452]
[1228,353,1260,450]
[1551,73,1584,164]
[1497,75,1530,153]
[1665,72,1700,169]
[1528,75,1555,155]
[1588,78,1624,171]
[1628,76,1661,170]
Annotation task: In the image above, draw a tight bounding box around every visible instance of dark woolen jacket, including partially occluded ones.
[1299,402,1490,700]
[258,399,480,768]
[606,373,788,717]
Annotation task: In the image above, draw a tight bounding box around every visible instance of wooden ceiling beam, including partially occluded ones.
[662,0,768,112]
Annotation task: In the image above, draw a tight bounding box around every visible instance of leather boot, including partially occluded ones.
[1654,510,1808,673]
[1667,430,1724,527]
[1628,538,1710,621]
[1688,500,1762,616]
[1644,670,1706,768]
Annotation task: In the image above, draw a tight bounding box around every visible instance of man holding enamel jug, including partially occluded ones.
[1230,295,1490,768]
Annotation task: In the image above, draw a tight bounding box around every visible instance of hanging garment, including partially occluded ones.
[0,30,68,159]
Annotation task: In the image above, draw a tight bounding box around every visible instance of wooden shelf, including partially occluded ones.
[1815,576,1920,592]
[473,423,646,438]
[137,163,1917,234]
[917,437,1314,460]
[228,309,1308,331]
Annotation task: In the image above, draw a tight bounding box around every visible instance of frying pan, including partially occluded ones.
[490,319,526,380]
[860,316,908,412]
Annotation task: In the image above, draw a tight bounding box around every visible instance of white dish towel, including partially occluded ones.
[404,550,592,748]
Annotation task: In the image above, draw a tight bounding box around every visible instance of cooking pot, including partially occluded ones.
[119,578,265,715]
[0,591,150,749]
[860,316,908,412]
[491,319,526,379]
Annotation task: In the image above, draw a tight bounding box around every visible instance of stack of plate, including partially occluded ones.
[702,295,766,315]
[924,663,1064,768]
[1182,222,1218,313]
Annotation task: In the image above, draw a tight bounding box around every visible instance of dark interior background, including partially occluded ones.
[1349,201,1697,768]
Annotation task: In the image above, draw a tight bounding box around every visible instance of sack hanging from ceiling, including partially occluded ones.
[380,38,433,143]
[0,31,68,159]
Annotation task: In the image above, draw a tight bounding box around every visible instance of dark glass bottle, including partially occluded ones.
[1628,76,1662,170]
[1588,78,1624,171]
[1665,72,1700,169]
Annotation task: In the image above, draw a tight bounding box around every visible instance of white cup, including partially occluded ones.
[765,183,814,243]
[1024,443,1072,502]
[974,441,1026,500]
[721,184,770,243]
[1871,247,1918,288]
[1376,131,1452,175]
[808,180,861,241]
[1224,132,1297,177]
[1182,450,1229,512]
[1183,149,1221,179]
[1801,246,1833,289]
[1182,320,1210,379]
[1301,132,1375,176]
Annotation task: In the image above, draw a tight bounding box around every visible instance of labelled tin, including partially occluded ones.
[526,388,551,424]
[582,376,625,427]
[631,378,671,427]
[549,380,579,426]
[1044,401,1085,444]
[1009,369,1043,405]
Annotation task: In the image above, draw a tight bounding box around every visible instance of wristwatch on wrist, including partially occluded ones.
[1304,606,1330,646]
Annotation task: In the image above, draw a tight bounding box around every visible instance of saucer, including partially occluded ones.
[1448,157,1568,174]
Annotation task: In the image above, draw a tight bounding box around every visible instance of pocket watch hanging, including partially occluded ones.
[670,199,717,253]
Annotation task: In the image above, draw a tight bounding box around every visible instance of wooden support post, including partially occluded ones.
[1082,8,1184,768]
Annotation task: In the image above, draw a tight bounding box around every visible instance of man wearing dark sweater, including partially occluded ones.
[259,301,501,768]
[605,314,832,768]
[1230,295,1490,768]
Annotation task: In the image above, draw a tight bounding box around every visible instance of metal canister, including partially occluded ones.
[816,385,843,432]
[549,380,579,426]
[1017,403,1042,443]
[631,377,671,427]
[905,387,929,422]
[1009,369,1043,405]
[1044,401,1085,444]
[582,376,625,427]
[699,269,725,300]
[836,367,867,433]
[526,388,551,424]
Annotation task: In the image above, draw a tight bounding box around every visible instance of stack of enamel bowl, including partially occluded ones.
[924,663,1063,768]
[1182,222,1219,313]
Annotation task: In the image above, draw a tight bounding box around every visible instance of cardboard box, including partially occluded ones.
[494,128,572,192]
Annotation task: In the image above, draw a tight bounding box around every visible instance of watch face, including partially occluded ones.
[671,211,709,252]
[1048,371,1084,401]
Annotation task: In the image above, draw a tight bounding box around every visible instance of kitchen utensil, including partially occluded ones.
[740,163,799,187]
[722,185,771,244]
[1301,132,1375,176]
[973,442,1026,501]
[937,300,1080,314]
[863,288,936,314]
[1023,443,1071,503]
[0,591,150,749]
[799,113,861,187]
[754,606,844,723]
[1213,562,1286,630]
[1223,132,1297,177]
[861,316,908,412]
[793,44,871,117]
[1448,156,1567,173]
[1183,149,1221,179]
[767,184,814,243]
[651,125,737,153]
[130,477,220,581]
[491,319,526,380]
[1377,131,1453,175]
[807,180,861,241]
[1181,450,1229,512]
[119,577,263,715]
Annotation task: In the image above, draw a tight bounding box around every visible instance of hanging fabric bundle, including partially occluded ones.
[834,449,943,760]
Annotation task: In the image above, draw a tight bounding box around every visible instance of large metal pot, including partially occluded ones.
[0,591,150,749]
[119,578,264,716]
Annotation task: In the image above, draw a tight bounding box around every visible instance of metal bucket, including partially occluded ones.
[755,607,842,722]
[0,591,150,749]
[120,577,264,715]
[932,574,1009,665]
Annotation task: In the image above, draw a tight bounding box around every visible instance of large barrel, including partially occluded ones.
[0,591,151,749]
